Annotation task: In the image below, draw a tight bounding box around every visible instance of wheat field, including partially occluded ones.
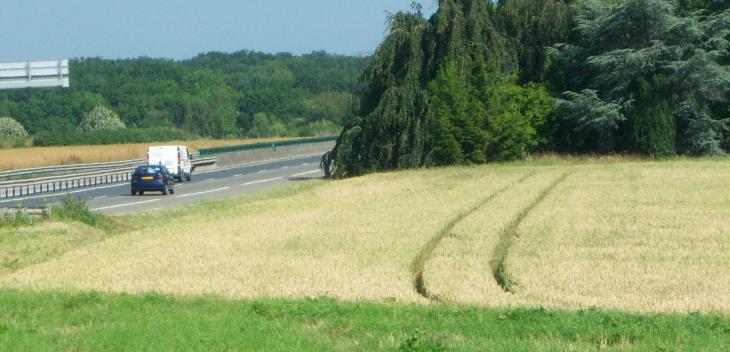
[2,158,730,314]
[0,166,532,303]
[0,137,293,171]
[507,161,730,313]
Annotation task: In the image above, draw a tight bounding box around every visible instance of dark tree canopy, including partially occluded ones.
[0,51,369,143]
[329,0,568,177]
[328,0,729,177]
[551,0,730,155]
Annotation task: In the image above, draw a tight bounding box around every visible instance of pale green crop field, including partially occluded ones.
[2,158,729,314]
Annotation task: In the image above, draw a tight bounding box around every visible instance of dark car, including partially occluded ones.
[131,165,176,196]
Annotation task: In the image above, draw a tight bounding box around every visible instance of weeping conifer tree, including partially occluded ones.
[328,0,522,177]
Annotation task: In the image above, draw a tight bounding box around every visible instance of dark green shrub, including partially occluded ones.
[52,195,103,227]
[482,81,555,161]
[33,127,188,147]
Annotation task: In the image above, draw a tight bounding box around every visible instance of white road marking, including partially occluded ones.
[0,183,127,204]
[91,199,160,211]
[234,174,242,177]
[95,196,108,199]
[241,177,282,186]
[291,170,321,177]
[176,187,230,198]
[281,165,289,169]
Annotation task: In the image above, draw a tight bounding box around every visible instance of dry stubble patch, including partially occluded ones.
[0,165,532,303]
[507,160,730,314]
[421,169,567,306]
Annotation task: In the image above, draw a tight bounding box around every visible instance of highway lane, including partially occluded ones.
[0,154,324,214]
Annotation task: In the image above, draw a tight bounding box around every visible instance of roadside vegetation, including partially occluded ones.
[2,158,729,315]
[0,52,367,146]
[1,157,730,349]
[1,291,729,351]
[328,0,729,177]
[0,196,126,275]
[0,136,298,171]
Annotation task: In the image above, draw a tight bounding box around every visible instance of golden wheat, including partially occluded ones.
[507,160,730,313]
[0,166,531,303]
[3,159,730,314]
[0,137,294,171]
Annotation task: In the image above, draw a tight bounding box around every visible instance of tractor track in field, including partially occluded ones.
[490,172,571,294]
[412,172,536,302]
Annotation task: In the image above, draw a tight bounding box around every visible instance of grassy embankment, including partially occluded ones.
[0,137,297,171]
[2,290,729,351]
[0,197,128,275]
[1,157,730,349]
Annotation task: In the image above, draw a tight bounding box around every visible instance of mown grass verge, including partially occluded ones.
[0,196,128,274]
[0,182,316,276]
[1,290,729,351]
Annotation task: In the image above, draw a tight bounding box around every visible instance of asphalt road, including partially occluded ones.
[0,154,324,215]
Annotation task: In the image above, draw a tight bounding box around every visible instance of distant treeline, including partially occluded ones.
[0,51,369,143]
[327,0,730,177]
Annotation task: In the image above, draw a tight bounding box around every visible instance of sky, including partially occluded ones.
[0,1,438,61]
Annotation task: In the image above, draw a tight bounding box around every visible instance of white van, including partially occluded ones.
[147,146,192,182]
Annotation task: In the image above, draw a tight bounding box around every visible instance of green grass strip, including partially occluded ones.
[1,290,729,351]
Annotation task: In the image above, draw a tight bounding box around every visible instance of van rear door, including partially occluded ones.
[148,146,179,176]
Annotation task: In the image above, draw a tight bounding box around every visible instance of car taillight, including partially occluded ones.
[158,174,165,180]
[132,176,138,181]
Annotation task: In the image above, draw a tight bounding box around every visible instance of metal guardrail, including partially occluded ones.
[0,152,213,181]
[0,136,336,199]
[197,136,338,157]
[0,158,146,180]
[0,157,216,200]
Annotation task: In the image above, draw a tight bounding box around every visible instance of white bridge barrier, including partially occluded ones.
[0,59,69,89]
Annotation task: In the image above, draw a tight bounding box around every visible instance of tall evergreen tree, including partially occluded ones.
[551,0,729,155]
[329,0,515,177]
[626,75,676,155]
[426,62,487,165]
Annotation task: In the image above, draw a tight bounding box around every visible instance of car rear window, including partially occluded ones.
[135,166,165,175]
